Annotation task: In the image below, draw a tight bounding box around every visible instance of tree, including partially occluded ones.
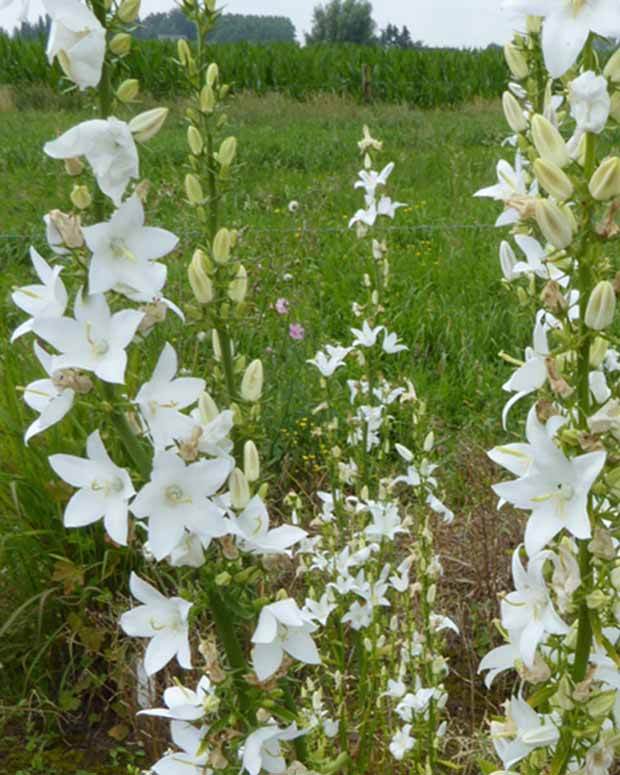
[379,23,422,49]
[306,0,376,45]
[132,10,296,43]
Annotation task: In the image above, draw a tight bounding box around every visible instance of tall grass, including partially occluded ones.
[0,35,507,106]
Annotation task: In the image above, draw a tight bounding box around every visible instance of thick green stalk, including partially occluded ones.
[102,383,151,478]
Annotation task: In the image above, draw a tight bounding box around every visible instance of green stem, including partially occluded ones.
[91,0,112,222]
[102,383,151,478]
[206,584,252,720]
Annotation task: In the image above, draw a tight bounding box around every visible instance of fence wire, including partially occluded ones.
[0,222,496,241]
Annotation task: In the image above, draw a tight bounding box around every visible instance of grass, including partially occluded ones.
[0,89,529,771]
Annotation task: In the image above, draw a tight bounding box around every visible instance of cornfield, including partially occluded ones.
[0,36,507,106]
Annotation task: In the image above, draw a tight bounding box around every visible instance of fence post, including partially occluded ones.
[361,63,372,102]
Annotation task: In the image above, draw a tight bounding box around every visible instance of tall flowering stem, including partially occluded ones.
[298,127,456,773]
[478,5,620,773]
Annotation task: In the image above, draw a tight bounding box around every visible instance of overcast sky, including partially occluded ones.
[1,0,521,48]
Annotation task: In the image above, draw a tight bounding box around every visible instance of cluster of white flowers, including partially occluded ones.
[477,4,620,772]
[8,1,327,773]
[295,128,455,771]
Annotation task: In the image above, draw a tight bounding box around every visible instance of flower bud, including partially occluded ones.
[585,281,616,331]
[587,690,616,718]
[526,15,542,34]
[177,38,192,67]
[589,157,620,200]
[604,49,620,83]
[243,440,260,482]
[218,136,237,167]
[212,330,222,361]
[70,184,91,210]
[185,173,204,204]
[229,468,250,509]
[499,240,517,282]
[531,114,569,168]
[241,359,263,402]
[611,92,620,123]
[533,158,574,201]
[228,264,247,304]
[502,91,528,133]
[116,78,139,103]
[188,249,214,303]
[206,62,219,87]
[504,42,528,79]
[213,227,232,264]
[63,156,83,176]
[187,125,203,155]
[535,199,573,249]
[109,32,131,56]
[199,391,219,423]
[200,84,216,113]
[129,107,169,143]
[117,0,140,22]
[611,566,620,590]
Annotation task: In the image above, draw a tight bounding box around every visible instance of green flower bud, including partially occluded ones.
[588,690,617,718]
[503,91,528,133]
[213,228,232,264]
[206,62,219,87]
[531,114,569,168]
[610,566,620,590]
[533,158,574,201]
[187,125,203,155]
[116,78,139,103]
[188,249,214,303]
[229,468,250,510]
[585,281,616,331]
[199,84,215,113]
[504,42,529,79]
[117,0,140,22]
[198,391,219,423]
[177,38,192,67]
[535,199,574,249]
[589,157,620,200]
[228,264,247,304]
[241,359,263,403]
[185,173,204,204]
[590,337,609,369]
[243,440,260,482]
[129,107,168,143]
[218,136,237,167]
[611,92,620,123]
[215,571,231,587]
[109,32,131,56]
[212,330,222,361]
[604,48,620,83]
[70,184,91,210]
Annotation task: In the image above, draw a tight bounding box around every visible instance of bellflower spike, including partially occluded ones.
[354,163,394,198]
[136,343,205,449]
[44,118,139,205]
[43,0,105,90]
[241,723,305,775]
[120,572,193,675]
[503,0,620,78]
[251,598,320,681]
[501,549,568,667]
[23,342,76,443]
[152,721,210,775]
[83,195,178,296]
[49,430,135,545]
[131,451,231,561]
[33,290,143,384]
[493,411,606,556]
[11,247,67,342]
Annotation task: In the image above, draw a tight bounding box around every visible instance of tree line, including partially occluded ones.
[12,1,422,49]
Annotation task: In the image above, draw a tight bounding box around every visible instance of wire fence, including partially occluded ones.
[0,222,497,242]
